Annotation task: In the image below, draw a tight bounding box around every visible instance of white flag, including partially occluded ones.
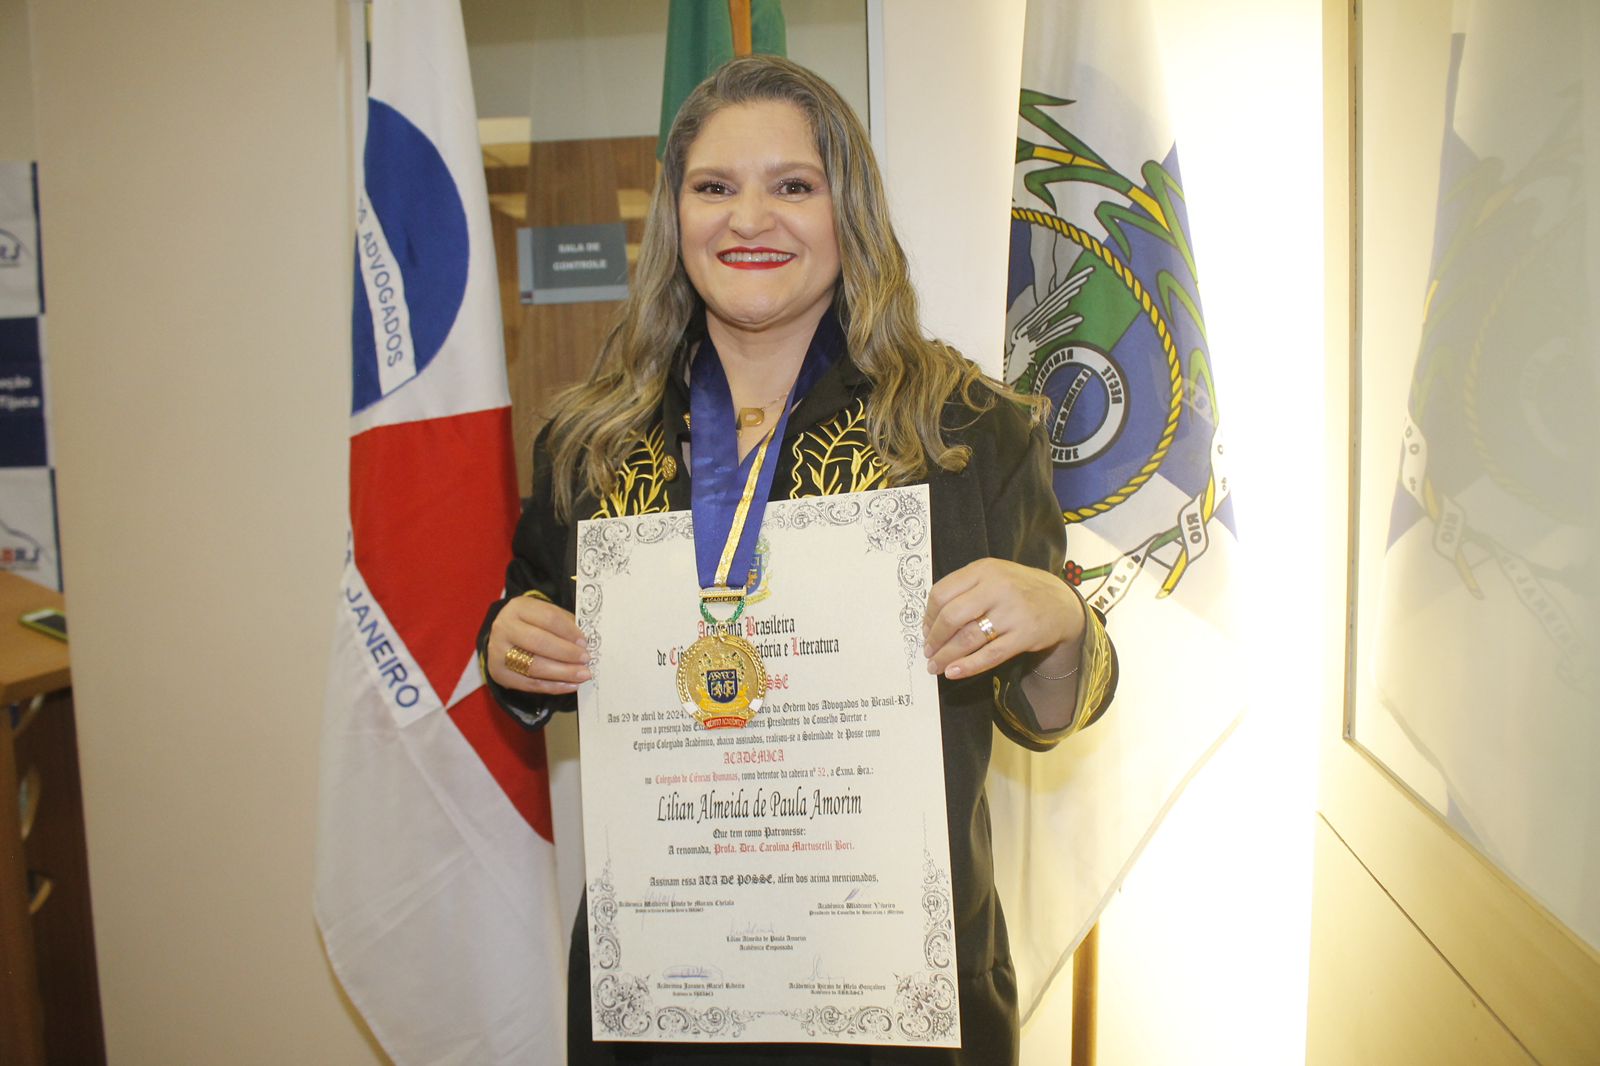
[314,2,566,1061]
[991,0,1244,1019]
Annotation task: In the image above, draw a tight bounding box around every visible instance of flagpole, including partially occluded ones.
[1071,922,1099,1066]
[728,0,752,56]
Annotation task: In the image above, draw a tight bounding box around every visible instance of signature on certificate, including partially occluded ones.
[808,955,835,980]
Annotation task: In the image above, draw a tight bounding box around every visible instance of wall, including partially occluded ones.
[0,0,34,160]
[878,2,1022,386]
[29,1,382,1062]
[463,0,869,143]
[25,0,1324,1061]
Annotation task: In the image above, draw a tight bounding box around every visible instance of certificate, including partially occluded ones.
[574,485,959,1047]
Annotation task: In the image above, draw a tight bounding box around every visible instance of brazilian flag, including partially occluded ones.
[658,0,787,156]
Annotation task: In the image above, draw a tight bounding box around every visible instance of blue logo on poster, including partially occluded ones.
[350,100,470,414]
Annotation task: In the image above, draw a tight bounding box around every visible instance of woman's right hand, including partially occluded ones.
[485,594,592,695]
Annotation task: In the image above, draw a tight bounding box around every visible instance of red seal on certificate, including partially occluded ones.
[676,632,767,729]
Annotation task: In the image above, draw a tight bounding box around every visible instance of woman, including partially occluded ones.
[480,55,1116,1066]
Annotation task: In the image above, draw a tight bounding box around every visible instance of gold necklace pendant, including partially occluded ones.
[735,390,790,430]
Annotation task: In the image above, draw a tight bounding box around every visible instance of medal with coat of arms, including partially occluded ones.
[675,543,771,730]
[1007,90,1235,613]
[676,533,773,728]
[676,630,768,729]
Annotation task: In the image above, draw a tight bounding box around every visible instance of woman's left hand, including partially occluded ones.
[922,558,1086,679]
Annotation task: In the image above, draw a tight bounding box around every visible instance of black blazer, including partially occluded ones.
[478,351,1117,1066]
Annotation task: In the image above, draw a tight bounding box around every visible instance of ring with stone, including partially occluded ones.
[976,616,997,642]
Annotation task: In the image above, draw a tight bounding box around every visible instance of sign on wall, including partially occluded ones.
[517,222,629,305]
[0,160,41,319]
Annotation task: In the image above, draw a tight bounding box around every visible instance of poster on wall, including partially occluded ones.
[0,161,42,319]
[0,160,59,590]
[0,467,60,590]
[0,317,48,467]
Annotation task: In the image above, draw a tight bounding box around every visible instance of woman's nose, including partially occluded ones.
[728,191,774,237]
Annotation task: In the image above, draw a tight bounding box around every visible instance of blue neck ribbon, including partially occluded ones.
[688,312,842,599]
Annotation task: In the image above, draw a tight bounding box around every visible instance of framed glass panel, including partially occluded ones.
[1347,0,1599,951]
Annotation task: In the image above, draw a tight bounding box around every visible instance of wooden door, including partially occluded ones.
[482,134,658,495]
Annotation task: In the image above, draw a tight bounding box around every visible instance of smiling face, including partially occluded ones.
[678,100,841,345]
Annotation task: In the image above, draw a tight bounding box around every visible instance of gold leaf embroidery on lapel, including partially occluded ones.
[788,399,888,498]
[592,424,671,518]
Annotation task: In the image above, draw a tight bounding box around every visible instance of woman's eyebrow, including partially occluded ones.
[763,159,824,174]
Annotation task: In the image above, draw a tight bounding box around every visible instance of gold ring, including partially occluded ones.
[504,645,537,678]
[977,616,997,642]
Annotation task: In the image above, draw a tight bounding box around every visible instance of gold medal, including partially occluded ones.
[676,632,768,729]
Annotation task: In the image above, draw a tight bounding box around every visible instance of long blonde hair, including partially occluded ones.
[546,55,1037,518]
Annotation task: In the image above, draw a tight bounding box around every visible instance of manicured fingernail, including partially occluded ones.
[946,665,963,678]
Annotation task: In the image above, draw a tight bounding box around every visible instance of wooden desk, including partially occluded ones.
[0,572,70,702]
[0,572,104,1065]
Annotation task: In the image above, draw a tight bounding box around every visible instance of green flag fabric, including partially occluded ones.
[658,0,787,156]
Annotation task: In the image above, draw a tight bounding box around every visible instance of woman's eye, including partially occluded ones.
[777,179,814,196]
[693,181,730,196]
